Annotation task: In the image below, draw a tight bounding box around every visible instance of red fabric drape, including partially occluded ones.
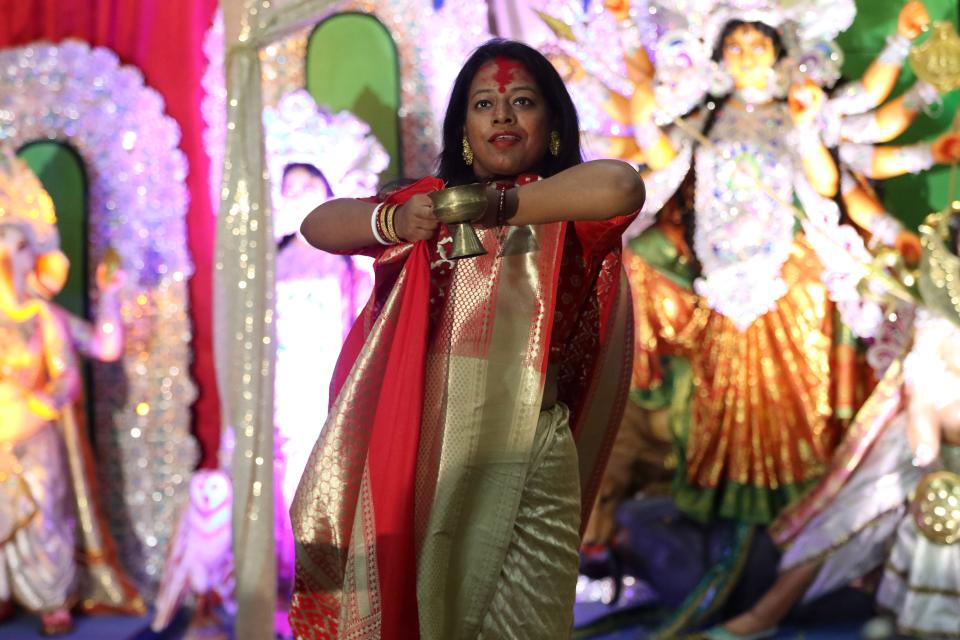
[324,178,443,639]
[0,0,222,467]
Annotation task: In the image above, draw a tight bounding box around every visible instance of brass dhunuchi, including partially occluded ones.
[428,183,489,259]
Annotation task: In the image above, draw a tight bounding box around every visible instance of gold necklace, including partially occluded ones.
[0,299,42,322]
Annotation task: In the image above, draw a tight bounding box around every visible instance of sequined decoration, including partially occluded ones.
[0,40,198,593]
[202,9,227,215]
[207,1,491,205]
[691,101,798,328]
[252,0,492,178]
[260,26,308,110]
[531,0,855,155]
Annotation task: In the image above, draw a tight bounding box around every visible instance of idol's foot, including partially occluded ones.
[701,626,778,640]
[39,608,73,636]
[185,593,229,640]
[702,611,778,640]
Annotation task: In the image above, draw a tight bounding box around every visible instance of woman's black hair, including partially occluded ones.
[436,39,583,186]
[712,20,786,62]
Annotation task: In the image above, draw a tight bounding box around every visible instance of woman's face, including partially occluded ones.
[464,57,552,180]
[722,24,776,90]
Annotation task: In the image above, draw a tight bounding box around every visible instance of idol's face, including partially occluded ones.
[0,224,34,288]
[722,24,777,90]
[463,57,552,180]
[281,166,328,200]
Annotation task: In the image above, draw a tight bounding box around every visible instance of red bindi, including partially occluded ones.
[491,56,525,93]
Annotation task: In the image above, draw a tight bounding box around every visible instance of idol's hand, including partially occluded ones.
[932,132,960,165]
[394,194,439,242]
[603,0,632,22]
[787,80,825,127]
[907,390,960,465]
[629,81,656,125]
[895,230,922,267]
[898,1,930,40]
[95,263,126,294]
[908,383,941,467]
[624,46,655,86]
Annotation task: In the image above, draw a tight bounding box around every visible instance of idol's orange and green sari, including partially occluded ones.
[626,220,862,525]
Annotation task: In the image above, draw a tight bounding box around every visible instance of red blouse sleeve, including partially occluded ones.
[548,211,639,360]
[572,211,639,265]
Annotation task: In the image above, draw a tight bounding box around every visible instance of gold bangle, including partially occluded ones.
[385,204,401,243]
[381,204,394,243]
[376,202,392,243]
[391,204,403,243]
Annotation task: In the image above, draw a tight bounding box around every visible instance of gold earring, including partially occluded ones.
[462,135,474,166]
[549,131,560,157]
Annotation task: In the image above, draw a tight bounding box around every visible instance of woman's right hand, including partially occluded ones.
[392,194,439,242]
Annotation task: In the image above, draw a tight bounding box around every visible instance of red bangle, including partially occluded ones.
[495,185,518,226]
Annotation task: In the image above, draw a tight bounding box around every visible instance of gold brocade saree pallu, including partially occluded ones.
[628,236,840,524]
[414,222,565,639]
[288,244,420,639]
[290,191,633,639]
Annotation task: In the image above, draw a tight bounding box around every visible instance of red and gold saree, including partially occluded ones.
[289,177,634,639]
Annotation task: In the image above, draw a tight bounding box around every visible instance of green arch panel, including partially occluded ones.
[17,142,88,318]
[836,0,960,229]
[306,12,402,184]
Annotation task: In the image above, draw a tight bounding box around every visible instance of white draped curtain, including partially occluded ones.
[216,2,336,638]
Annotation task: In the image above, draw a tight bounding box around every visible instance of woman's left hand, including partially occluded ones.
[788,80,825,127]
